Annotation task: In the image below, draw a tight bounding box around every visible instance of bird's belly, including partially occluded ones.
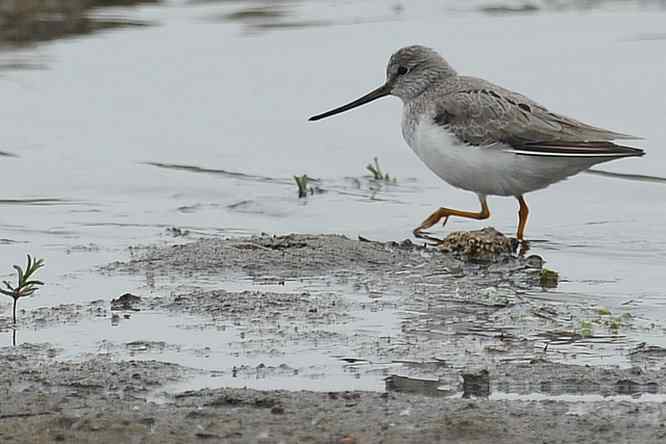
[406,121,596,196]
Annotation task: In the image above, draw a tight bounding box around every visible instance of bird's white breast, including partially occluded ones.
[401,115,598,197]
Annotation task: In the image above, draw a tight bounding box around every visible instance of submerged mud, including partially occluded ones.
[106,231,654,371]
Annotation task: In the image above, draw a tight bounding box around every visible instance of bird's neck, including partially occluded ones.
[401,66,457,103]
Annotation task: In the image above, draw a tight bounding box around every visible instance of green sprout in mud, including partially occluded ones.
[608,318,622,332]
[293,175,323,198]
[593,308,630,334]
[1,255,45,330]
[366,157,397,183]
[294,175,312,198]
[579,320,593,337]
[602,316,623,333]
[597,307,611,316]
[579,309,630,337]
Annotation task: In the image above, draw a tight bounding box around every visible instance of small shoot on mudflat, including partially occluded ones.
[293,175,323,198]
[366,157,397,183]
[1,255,45,328]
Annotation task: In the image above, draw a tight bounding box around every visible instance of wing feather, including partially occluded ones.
[504,141,645,158]
[435,79,643,157]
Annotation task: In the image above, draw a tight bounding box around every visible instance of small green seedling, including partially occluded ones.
[366,157,397,183]
[293,175,323,198]
[294,175,312,198]
[608,318,622,332]
[1,255,45,328]
[579,320,593,337]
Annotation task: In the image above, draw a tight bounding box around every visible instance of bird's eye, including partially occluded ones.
[397,66,408,75]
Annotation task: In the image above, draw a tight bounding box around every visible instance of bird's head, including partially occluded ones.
[309,45,456,121]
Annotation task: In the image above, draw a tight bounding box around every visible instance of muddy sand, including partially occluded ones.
[2,231,666,443]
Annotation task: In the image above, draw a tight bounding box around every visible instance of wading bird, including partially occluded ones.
[309,45,644,243]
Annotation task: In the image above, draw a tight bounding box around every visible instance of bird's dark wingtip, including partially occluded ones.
[623,145,646,157]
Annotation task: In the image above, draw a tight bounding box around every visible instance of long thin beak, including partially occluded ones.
[308,84,390,121]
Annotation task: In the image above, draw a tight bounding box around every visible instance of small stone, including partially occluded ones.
[462,369,490,398]
[524,254,544,269]
[111,293,142,311]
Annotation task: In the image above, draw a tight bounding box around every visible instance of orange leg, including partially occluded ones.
[516,195,529,241]
[413,195,490,243]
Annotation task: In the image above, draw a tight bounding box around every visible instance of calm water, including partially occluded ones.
[1,0,666,391]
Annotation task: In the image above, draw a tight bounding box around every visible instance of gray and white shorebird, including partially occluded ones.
[308,45,644,243]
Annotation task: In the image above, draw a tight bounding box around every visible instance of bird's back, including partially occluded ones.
[415,75,641,147]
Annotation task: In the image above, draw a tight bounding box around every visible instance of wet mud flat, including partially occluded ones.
[3,231,666,442]
[2,347,666,444]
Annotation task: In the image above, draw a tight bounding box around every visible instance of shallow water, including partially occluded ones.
[17,277,403,392]
[1,0,666,394]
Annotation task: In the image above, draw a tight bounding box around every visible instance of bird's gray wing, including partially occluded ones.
[435,85,643,157]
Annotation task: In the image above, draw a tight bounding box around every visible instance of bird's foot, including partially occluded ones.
[413,227,444,245]
[515,238,530,256]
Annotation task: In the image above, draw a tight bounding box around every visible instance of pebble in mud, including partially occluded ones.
[524,254,544,269]
[462,369,490,398]
[110,293,142,311]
